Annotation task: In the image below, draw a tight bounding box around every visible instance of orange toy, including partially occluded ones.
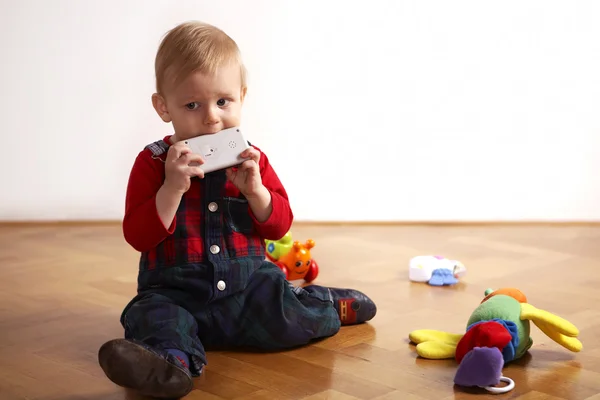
[265,234,319,282]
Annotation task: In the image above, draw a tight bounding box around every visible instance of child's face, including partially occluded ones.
[152,62,246,142]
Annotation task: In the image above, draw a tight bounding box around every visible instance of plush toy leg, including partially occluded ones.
[408,329,463,359]
[520,303,583,352]
[532,319,582,352]
[409,329,464,345]
[416,341,458,359]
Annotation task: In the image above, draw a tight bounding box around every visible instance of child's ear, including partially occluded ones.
[240,86,247,103]
[152,93,171,123]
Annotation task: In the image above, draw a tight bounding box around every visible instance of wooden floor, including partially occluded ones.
[1,224,599,399]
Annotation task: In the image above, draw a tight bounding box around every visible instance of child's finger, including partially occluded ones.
[187,166,205,179]
[241,148,260,163]
[168,142,191,160]
[239,160,256,171]
[225,167,237,181]
[166,148,182,163]
[179,153,204,166]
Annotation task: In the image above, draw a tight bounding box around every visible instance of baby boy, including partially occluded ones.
[98,20,377,399]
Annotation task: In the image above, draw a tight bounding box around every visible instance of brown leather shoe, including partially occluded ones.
[98,338,194,399]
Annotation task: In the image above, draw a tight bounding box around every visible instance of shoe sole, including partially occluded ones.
[98,339,193,399]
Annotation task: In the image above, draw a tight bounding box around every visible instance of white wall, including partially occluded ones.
[1,0,599,222]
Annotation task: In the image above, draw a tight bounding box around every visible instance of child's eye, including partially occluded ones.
[185,102,200,110]
[217,98,229,107]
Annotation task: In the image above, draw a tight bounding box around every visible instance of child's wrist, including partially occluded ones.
[244,185,270,202]
[245,185,273,223]
[161,180,186,198]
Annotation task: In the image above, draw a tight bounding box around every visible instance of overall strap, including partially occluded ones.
[145,140,170,157]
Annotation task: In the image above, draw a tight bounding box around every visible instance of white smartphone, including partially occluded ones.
[182,127,251,174]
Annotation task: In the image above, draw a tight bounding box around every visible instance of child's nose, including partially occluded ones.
[204,107,220,125]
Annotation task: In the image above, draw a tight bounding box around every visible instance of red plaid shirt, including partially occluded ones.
[122,135,293,275]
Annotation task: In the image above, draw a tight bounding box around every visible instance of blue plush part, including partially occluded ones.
[267,242,275,253]
[466,318,520,363]
[428,268,459,286]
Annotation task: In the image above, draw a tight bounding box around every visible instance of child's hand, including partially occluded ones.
[163,142,205,195]
[226,147,264,198]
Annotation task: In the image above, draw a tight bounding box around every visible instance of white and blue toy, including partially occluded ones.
[409,255,467,286]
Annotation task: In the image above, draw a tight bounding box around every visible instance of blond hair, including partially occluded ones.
[154,21,247,94]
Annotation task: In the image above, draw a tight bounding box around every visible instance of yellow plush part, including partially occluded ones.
[408,329,464,359]
[520,303,583,352]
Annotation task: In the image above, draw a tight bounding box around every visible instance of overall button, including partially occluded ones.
[210,244,220,254]
[208,202,218,212]
[217,280,226,291]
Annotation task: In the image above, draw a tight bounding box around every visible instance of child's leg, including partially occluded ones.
[207,261,377,351]
[98,292,205,399]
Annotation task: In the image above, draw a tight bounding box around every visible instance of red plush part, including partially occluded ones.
[455,321,513,364]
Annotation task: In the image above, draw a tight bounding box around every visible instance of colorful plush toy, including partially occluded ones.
[408,287,582,394]
[409,255,467,286]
